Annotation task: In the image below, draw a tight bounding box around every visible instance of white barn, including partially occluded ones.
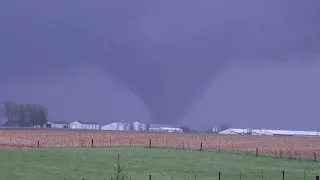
[69,121,100,130]
[101,122,124,130]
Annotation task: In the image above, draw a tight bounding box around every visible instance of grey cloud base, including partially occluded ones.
[0,0,319,127]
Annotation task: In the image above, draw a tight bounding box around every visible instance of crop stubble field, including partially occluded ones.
[0,129,319,159]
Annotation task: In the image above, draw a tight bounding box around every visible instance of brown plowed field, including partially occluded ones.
[0,129,319,159]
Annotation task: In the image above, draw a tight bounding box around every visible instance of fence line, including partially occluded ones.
[66,153,320,180]
[60,170,319,180]
[0,138,319,161]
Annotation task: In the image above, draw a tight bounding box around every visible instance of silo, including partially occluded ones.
[133,123,141,131]
[125,122,133,131]
[141,124,150,132]
[247,128,252,134]
[212,127,218,133]
[117,123,126,131]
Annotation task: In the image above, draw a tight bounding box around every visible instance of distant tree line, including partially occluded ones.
[2,101,48,127]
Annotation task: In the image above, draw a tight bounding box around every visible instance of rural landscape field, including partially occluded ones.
[0,130,320,180]
[1,129,320,159]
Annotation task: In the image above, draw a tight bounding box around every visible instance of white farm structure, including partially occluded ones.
[219,128,320,137]
[101,122,124,130]
[69,121,100,130]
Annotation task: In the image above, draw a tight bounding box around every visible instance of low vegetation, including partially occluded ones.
[0,148,318,180]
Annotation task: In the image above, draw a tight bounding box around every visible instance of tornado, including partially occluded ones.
[95,1,320,124]
[0,1,320,125]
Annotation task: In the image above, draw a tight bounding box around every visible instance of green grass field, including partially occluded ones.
[0,147,318,180]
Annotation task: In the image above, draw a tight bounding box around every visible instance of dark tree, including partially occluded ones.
[24,104,48,127]
[2,101,21,126]
[3,101,19,122]
[2,101,48,127]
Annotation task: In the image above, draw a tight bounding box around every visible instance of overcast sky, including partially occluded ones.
[0,0,320,130]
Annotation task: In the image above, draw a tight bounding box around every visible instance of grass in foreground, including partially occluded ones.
[0,147,319,180]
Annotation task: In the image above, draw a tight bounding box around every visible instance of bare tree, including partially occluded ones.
[3,101,19,122]
[2,101,48,127]
[26,104,48,127]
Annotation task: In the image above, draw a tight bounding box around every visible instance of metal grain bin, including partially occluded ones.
[212,127,218,133]
[133,123,141,131]
[125,122,133,131]
[141,124,150,132]
[117,123,126,131]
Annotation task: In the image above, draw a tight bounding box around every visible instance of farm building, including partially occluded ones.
[149,124,183,132]
[101,121,147,131]
[46,121,69,128]
[259,129,320,137]
[69,121,100,130]
[149,124,173,132]
[219,128,260,135]
[160,127,183,133]
[219,128,320,137]
[101,122,124,130]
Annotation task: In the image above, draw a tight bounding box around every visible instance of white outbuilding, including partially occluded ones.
[160,127,183,133]
[219,128,320,137]
[46,121,69,128]
[218,128,260,135]
[101,122,124,130]
[69,121,100,130]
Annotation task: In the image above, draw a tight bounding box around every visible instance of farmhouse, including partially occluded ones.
[46,121,69,128]
[69,121,100,130]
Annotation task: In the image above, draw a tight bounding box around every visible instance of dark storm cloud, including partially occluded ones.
[182,59,320,130]
[0,0,320,127]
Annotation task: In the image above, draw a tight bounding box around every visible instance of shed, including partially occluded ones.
[69,121,100,130]
[46,121,69,128]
